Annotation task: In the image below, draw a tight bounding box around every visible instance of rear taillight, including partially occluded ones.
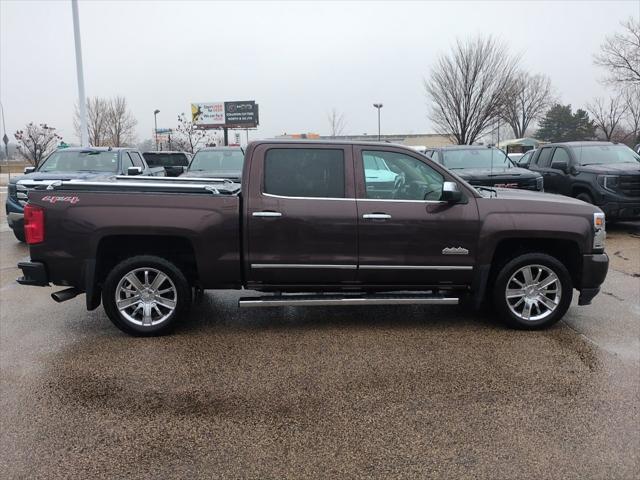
[24,204,45,244]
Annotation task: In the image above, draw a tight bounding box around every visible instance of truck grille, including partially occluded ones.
[619,175,640,197]
[469,178,541,191]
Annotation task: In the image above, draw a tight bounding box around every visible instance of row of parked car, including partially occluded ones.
[6,140,640,242]
[417,142,640,221]
[6,146,244,241]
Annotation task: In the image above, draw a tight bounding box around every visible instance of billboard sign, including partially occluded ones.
[191,101,258,129]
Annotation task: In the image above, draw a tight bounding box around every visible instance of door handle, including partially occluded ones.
[252,211,282,217]
[362,213,392,219]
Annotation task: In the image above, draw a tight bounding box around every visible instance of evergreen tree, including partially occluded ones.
[536,104,596,142]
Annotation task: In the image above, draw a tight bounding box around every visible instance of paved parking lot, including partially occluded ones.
[1,192,638,479]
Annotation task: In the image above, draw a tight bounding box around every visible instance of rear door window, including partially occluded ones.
[129,152,145,167]
[264,148,345,198]
[121,153,134,171]
[535,148,554,168]
[550,148,570,168]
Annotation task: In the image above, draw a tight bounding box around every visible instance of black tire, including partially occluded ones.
[12,227,25,243]
[102,255,191,336]
[493,253,573,330]
[575,192,594,204]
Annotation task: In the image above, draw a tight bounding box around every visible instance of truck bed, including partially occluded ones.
[26,177,243,291]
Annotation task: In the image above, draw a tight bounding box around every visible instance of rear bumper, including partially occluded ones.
[17,261,49,287]
[578,253,609,305]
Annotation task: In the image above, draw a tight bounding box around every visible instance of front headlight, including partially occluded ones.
[593,212,606,250]
[597,175,619,191]
[536,176,544,191]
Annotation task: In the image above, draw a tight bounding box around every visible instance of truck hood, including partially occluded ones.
[576,163,640,174]
[487,188,600,214]
[9,171,111,185]
[454,167,540,180]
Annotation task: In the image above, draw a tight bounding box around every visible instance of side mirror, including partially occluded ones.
[551,160,568,173]
[441,181,462,203]
[24,167,36,174]
[127,166,143,176]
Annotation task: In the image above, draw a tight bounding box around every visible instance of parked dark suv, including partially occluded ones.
[527,142,640,220]
[425,145,544,191]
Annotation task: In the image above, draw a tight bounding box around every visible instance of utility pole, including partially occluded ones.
[154,110,160,150]
[71,0,88,147]
[373,103,383,141]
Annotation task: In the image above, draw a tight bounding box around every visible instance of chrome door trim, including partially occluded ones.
[358,198,447,204]
[359,265,473,271]
[362,213,392,219]
[251,264,358,269]
[262,192,355,201]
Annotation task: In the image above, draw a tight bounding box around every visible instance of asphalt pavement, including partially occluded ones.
[1,196,638,479]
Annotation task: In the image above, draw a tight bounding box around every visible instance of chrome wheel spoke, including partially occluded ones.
[117,295,141,310]
[150,272,168,291]
[142,302,153,326]
[125,273,144,292]
[539,275,558,289]
[522,302,532,320]
[154,296,176,310]
[537,295,558,311]
[506,288,526,299]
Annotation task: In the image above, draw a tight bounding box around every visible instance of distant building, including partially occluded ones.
[276,132,453,148]
[497,137,548,153]
[320,133,453,148]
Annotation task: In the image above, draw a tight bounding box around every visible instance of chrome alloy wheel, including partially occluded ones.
[115,267,177,327]
[505,264,562,322]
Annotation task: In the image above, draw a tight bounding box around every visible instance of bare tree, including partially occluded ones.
[501,72,553,138]
[107,97,137,146]
[327,108,347,137]
[425,35,520,145]
[74,97,110,146]
[622,85,640,145]
[594,17,640,86]
[14,123,62,167]
[587,93,628,141]
[175,113,216,153]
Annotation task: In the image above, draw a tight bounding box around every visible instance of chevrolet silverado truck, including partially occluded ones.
[7,147,165,241]
[16,140,609,336]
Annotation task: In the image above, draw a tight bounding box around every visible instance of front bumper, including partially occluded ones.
[578,253,609,305]
[17,261,49,287]
[599,201,640,220]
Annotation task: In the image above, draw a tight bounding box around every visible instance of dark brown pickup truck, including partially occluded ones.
[17,140,609,336]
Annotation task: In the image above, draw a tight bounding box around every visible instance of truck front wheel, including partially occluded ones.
[102,255,191,336]
[493,253,573,329]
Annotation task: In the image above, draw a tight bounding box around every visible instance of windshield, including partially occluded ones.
[575,144,640,165]
[441,149,513,170]
[189,149,244,172]
[143,153,189,167]
[38,150,119,172]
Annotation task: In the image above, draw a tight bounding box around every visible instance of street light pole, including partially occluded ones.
[154,109,160,151]
[0,101,8,159]
[373,103,383,141]
[71,0,88,147]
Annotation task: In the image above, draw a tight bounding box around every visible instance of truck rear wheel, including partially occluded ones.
[102,255,191,336]
[493,253,573,329]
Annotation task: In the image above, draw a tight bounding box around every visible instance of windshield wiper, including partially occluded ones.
[475,186,498,198]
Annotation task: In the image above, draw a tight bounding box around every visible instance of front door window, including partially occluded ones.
[362,150,444,201]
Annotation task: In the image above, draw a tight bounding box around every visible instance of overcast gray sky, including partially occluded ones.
[1,0,639,144]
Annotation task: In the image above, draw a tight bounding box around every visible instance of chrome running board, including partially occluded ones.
[238,294,459,308]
